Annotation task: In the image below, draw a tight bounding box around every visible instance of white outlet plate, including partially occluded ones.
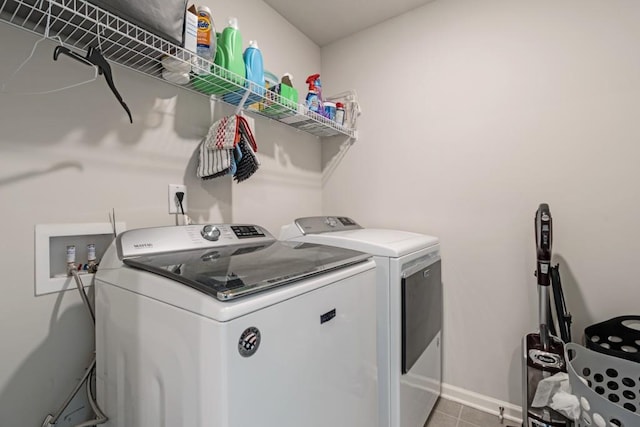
[168,184,187,214]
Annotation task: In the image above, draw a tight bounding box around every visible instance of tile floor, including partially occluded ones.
[424,398,520,427]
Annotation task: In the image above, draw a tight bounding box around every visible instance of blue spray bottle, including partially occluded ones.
[305,74,323,114]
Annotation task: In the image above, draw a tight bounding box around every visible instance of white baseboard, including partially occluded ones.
[441,383,523,425]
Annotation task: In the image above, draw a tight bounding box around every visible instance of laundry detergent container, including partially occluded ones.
[222,40,265,108]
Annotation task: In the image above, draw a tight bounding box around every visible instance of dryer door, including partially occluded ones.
[401,258,442,374]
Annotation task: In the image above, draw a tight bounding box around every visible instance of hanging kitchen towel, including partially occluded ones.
[234,117,260,183]
[228,147,238,176]
[197,139,232,179]
[237,115,258,154]
[198,113,259,182]
[228,143,244,177]
[204,115,240,150]
[234,140,259,182]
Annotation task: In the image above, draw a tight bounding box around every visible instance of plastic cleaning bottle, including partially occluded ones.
[243,40,264,94]
[214,17,245,84]
[335,102,345,125]
[323,101,336,121]
[305,74,323,113]
[194,6,215,75]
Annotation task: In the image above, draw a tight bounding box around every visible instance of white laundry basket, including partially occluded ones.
[566,343,640,427]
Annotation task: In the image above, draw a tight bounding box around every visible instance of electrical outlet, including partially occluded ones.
[168,184,187,214]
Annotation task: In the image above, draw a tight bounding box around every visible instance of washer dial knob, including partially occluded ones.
[201,225,221,241]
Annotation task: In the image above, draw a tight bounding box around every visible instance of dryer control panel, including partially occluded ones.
[292,216,363,235]
[117,224,275,259]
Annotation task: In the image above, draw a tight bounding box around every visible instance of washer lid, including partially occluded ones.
[281,217,439,257]
[122,240,370,301]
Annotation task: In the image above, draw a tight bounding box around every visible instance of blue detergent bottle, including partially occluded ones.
[244,40,265,95]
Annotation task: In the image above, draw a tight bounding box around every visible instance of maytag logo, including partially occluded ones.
[133,243,153,249]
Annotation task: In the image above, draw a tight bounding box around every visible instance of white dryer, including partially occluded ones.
[281,216,442,427]
[95,224,378,427]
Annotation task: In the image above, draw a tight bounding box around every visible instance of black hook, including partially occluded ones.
[53,45,133,123]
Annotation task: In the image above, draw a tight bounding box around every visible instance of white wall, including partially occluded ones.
[321,0,640,408]
[0,0,323,424]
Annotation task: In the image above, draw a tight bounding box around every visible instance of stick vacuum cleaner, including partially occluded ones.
[522,204,573,427]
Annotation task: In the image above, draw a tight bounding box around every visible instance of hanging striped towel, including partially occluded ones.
[204,115,239,150]
[197,139,232,180]
[197,114,260,181]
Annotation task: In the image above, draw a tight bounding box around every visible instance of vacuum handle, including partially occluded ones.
[535,203,552,286]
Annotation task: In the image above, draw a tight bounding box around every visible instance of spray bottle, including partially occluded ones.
[305,74,324,114]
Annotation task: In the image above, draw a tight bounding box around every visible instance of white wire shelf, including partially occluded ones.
[0,0,356,139]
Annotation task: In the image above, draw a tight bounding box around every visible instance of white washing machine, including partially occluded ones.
[94,223,378,427]
[281,216,442,427]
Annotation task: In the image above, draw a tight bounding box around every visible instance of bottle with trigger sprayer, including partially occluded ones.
[305,74,323,114]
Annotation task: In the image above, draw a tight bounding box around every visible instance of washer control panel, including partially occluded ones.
[117,224,275,259]
[231,225,266,239]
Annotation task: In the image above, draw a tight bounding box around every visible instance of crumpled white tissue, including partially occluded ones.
[531,372,580,421]
[550,390,581,421]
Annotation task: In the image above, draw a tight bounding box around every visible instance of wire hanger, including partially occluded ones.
[0,0,98,96]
